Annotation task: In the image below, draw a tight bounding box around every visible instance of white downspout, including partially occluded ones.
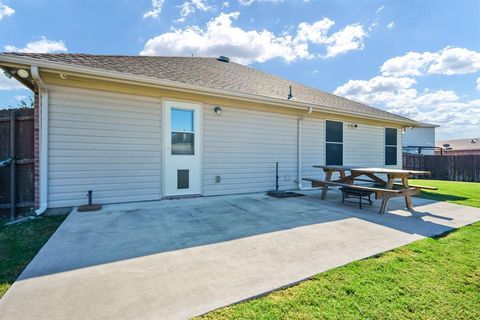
[31,66,48,216]
[297,107,313,190]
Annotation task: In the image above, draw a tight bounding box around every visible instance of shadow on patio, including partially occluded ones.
[16,189,479,281]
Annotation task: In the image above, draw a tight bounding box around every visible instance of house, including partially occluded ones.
[403,123,438,155]
[436,138,480,155]
[0,53,420,212]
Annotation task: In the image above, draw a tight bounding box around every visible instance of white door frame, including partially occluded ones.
[162,99,203,197]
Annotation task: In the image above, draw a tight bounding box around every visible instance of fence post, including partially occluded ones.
[10,110,16,221]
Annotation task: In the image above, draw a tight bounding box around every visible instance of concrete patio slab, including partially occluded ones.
[2,191,480,320]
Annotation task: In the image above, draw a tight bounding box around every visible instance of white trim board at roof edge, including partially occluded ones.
[0,55,419,127]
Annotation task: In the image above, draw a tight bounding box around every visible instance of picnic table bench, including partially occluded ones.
[303,165,437,214]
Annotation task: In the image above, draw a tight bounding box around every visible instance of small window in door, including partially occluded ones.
[171,109,194,155]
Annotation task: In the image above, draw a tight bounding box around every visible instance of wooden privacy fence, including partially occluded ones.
[0,108,35,219]
[403,153,480,182]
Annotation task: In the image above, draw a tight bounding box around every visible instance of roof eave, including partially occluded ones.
[0,65,35,90]
[0,54,419,126]
[416,122,440,128]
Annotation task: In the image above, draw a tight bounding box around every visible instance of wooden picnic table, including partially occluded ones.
[309,165,431,214]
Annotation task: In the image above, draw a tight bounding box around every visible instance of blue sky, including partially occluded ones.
[1,0,479,140]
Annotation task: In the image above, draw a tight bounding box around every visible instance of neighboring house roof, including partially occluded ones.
[437,138,480,151]
[0,53,419,125]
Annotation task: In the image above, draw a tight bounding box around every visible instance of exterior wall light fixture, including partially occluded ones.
[17,69,29,79]
[214,106,222,115]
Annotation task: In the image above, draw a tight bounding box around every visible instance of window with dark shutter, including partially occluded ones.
[385,128,397,165]
[326,120,343,165]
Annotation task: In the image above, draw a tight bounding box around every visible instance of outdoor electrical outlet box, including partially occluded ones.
[215,175,221,183]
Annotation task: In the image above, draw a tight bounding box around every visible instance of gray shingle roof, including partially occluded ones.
[1,53,416,124]
[436,138,480,151]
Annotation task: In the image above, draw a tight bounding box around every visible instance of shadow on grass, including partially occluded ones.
[417,191,469,202]
[430,227,460,240]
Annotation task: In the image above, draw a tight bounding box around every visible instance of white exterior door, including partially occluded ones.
[164,100,202,196]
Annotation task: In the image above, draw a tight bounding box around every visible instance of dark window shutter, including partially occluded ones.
[385,146,397,165]
[326,143,343,165]
[385,128,397,146]
[326,121,343,143]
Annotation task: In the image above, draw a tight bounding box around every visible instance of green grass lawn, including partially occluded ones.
[410,179,480,209]
[0,215,66,298]
[200,180,480,320]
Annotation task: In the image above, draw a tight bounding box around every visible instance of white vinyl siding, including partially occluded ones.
[343,123,402,169]
[203,108,401,194]
[301,118,326,186]
[46,87,402,205]
[343,123,385,167]
[48,86,162,208]
[203,106,298,195]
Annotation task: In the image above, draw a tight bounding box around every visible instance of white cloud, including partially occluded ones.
[387,21,394,28]
[334,75,461,113]
[336,45,480,138]
[296,18,335,43]
[143,0,165,18]
[334,75,480,138]
[367,5,384,31]
[191,0,211,11]
[412,90,458,106]
[15,95,27,101]
[176,0,212,22]
[177,2,194,22]
[380,51,437,77]
[280,18,369,58]
[322,24,367,58]
[0,74,24,90]
[142,12,368,63]
[239,0,283,5]
[222,1,230,7]
[368,21,378,31]
[141,12,299,64]
[428,47,480,75]
[0,2,14,20]
[4,36,67,53]
[381,47,480,77]
[334,76,418,109]
[412,100,480,139]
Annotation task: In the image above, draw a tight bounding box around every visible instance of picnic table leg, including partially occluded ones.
[402,177,413,210]
[379,196,389,214]
[379,176,394,214]
[321,170,333,200]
